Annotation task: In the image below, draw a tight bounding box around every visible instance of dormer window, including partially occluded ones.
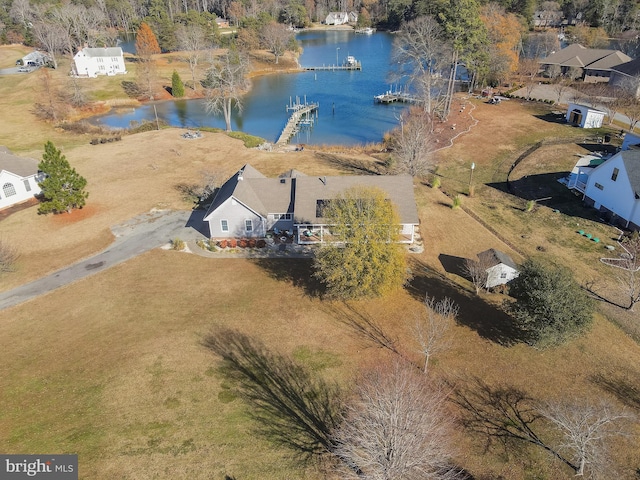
[611,168,619,181]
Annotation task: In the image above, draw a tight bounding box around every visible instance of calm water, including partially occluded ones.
[95,31,407,145]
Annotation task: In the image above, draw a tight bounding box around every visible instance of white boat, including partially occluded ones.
[344,55,357,67]
[355,27,374,34]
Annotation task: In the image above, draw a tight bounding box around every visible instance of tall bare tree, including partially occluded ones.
[390,108,435,177]
[393,16,449,115]
[176,24,210,91]
[413,296,457,374]
[32,21,66,69]
[517,57,541,101]
[203,49,250,132]
[463,254,491,294]
[541,400,635,478]
[332,360,461,479]
[617,233,640,311]
[260,21,295,64]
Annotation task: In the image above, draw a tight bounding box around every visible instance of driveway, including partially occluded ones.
[0,209,204,311]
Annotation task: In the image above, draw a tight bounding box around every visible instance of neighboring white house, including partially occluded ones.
[564,153,608,193]
[582,149,640,230]
[477,249,519,288]
[72,47,126,78]
[348,11,358,23]
[203,164,420,244]
[325,12,349,25]
[566,103,605,129]
[0,146,43,210]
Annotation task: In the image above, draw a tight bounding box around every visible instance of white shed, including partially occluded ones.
[566,103,605,129]
[477,249,520,289]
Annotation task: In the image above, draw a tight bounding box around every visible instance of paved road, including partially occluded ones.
[0,209,204,311]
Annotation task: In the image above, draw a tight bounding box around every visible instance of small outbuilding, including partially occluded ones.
[566,103,605,129]
[477,249,519,289]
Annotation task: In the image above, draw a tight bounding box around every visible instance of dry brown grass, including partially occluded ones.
[1,48,640,479]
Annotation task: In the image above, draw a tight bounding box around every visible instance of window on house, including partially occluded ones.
[245,220,253,231]
[595,182,604,190]
[611,168,619,181]
[221,219,229,232]
[270,213,292,220]
[23,179,31,192]
[3,183,16,197]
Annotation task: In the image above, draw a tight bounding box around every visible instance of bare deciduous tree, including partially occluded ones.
[176,24,210,91]
[332,360,461,479]
[260,22,294,65]
[463,256,491,294]
[617,233,640,311]
[541,400,635,478]
[414,295,457,374]
[517,58,541,101]
[393,16,449,116]
[203,49,250,132]
[390,108,435,177]
[32,21,66,69]
[0,240,19,274]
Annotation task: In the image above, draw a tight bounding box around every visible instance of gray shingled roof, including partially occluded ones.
[293,174,419,224]
[611,57,640,77]
[81,47,123,58]
[619,150,640,197]
[540,44,631,70]
[0,146,39,177]
[477,249,518,270]
[203,165,420,225]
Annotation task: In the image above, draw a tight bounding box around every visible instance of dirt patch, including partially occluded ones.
[50,203,99,225]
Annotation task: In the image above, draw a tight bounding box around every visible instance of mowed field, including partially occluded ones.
[1,45,640,478]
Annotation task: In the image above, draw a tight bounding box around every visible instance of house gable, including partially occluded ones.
[584,150,640,227]
[0,147,42,210]
[477,248,519,288]
[72,47,126,78]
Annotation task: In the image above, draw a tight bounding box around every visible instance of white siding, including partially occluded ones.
[584,155,637,223]
[73,49,126,78]
[0,171,41,210]
[485,264,519,288]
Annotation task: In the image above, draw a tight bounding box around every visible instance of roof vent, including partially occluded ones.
[280,178,286,184]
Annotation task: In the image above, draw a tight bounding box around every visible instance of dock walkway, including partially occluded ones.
[374,91,421,104]
[276,102,319,145]
[304,62,361,71]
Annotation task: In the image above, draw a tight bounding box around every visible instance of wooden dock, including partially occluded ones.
[374,90,421,104]
[304,62,361,71]
[276,100,319,145]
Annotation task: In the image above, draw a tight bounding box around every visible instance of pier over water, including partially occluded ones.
[276,97,319,145]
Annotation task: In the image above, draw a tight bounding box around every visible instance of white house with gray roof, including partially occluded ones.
[72,47,126,78]
[203,164,420,243]
[583,149,640,230]
[0,146,43,210]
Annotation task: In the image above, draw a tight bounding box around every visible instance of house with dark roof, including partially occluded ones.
[539,44,632,83]
[0,146,43,210]
[609,57,640,96]
[477,249,519,288]
[202,164,420,244]
[583,149,640,230]
[72,47,126,78]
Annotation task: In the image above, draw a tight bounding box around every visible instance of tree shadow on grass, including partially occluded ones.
[202,326,342,459]
[407,260,523,346]
[439,253,469,279]
[590,370,640,410]
[251,258,324,297]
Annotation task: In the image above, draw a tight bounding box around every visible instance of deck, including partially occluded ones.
[276,102,319,145]
[304,62,362,71]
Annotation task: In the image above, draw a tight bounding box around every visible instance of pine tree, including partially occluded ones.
[37,141,89,214]
[171,70,185,97]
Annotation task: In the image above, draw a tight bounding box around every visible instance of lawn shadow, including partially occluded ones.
[439,253,469,279]
[314,152,385,176]
[533,112,569,124]
[252,258,324,297]
[407,260,522,346]
[202,327,342,458]
[590,370,640,410]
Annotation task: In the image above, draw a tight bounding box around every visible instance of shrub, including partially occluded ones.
[525,200,535,212]
[239,239,248,248]
[452,195,462,209]
[171,70,185,97]
[218,239,227,249]
[229,238,237,248]
[248,238,256,248]
[431,176,441,189]
[172,238,185,251]
[257,239,266,248]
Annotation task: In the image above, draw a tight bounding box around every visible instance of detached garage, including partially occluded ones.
[566,103,606,129]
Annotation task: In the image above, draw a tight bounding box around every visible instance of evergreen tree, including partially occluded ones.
[171,70,184,97]
[37,141,89,214]
[507,259,594,347]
